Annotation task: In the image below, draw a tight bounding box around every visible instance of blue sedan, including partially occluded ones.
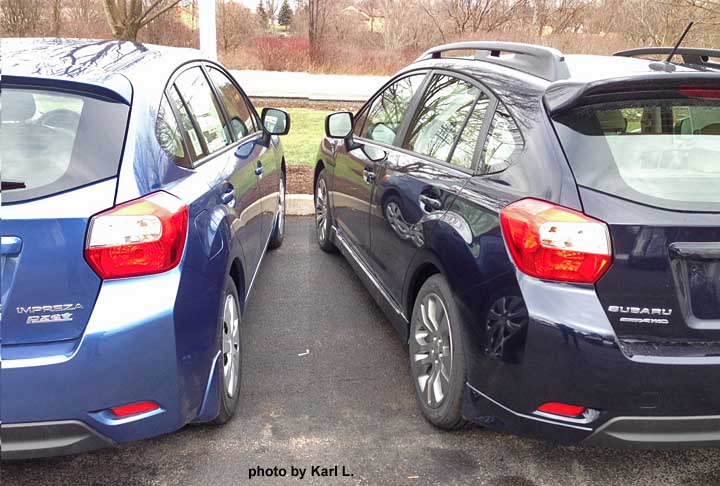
[1,38,289,459]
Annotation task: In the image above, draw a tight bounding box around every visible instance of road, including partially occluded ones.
[232,70,388,102]
[3,218,720,486]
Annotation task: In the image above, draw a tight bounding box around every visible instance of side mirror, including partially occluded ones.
[261,108,290,136]
[325,112,353,139]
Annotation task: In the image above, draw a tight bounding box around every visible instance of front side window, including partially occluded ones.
[174,67,231,155]
[553,94,720,211]
[404,75,488,169]
[360,73,425,145]
[207,67,257,140]
[2,87,128,204]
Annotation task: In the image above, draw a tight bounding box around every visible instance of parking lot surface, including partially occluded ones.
[3,217,720,486]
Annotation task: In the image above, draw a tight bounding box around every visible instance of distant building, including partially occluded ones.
[342,5,385,33]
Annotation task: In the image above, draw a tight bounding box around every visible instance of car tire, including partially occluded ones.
[315,169,335,252]
[213,276,242,425]
[268,171,286,250]
[409,274,469,430]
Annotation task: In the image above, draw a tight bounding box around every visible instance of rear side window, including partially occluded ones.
[1,87,129,204]
[481,106,524,174]
[554,95,720,212]
[207,67,257,140]
[156,95,189,167]
[174,67,231,155]
[359,74,425,145]
[404,74,489,169]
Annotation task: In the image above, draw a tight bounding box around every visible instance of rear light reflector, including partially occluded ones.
[500,199,612,284]
[537,402,587,418]
[111,401,160,417]
[85,191,188,280]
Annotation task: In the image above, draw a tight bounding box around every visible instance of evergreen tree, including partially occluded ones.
[278,0,293,27]
[256,1,269,28]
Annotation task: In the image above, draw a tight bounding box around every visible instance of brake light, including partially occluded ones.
[111,401,160,417]
[537,402,587,418]
[85,191,188,280]
[680,88,720,99]
[500,199,612,284]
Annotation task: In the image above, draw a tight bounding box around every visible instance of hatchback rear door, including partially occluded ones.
[553,87,720,356]
[1,82,130,345]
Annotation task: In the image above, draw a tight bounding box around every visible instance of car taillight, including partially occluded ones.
[85,191,188,280]
[500,198,612,284]
[111,401,160,417]
[680,88,720,99]
[537,402,587,418]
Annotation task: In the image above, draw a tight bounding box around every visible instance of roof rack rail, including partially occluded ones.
[614,47,720,69]
[415,42,570,82]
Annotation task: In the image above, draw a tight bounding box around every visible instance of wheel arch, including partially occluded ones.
[228,257,246,314]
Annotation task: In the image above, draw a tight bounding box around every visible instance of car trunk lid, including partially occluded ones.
[1,85,129,346]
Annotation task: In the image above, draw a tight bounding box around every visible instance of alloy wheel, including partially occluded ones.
[316,178,328,243]
[411,293,453,409]
[277,175,286,238]
[222,293,241,397]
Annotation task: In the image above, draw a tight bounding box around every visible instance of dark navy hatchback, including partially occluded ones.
[1,38,289,459]
[315,42,720,447]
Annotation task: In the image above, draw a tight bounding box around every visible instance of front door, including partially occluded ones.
[369,73,490,302]
[332,72,427,258]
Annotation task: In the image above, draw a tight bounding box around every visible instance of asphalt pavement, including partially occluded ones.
[3,217,720,486]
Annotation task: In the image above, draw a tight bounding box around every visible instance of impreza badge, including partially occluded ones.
[17,304,84,324]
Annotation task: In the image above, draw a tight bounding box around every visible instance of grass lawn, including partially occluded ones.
[280,108,333,167]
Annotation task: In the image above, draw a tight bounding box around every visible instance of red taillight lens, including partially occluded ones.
[537,402,587,418]
[111,401,160,417]
[85,191,188,280]
[500,199,612,284]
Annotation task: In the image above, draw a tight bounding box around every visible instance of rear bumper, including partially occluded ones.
[1,421,115,460]
[460,274,720,448]
[584,415,720,448]
[1,270,210,459]
[464,384,720,448]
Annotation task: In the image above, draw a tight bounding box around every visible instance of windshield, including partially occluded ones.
[553,94,720,212]
[1,87,129,204]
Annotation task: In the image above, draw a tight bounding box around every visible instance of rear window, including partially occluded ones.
[553,95,720,212]
[1,87,129,204]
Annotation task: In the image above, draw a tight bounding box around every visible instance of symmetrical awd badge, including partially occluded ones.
[607,305,673,325]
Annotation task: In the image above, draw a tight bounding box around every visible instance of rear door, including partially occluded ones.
[171,66,266,280]
[332,72,427,258]
[553,89,720,355]
[1,83,129,345]
[369,72,490,302]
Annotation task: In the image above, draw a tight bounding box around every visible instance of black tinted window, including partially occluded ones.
[207,67,257,140]
[2,88,129,204]
[481,106,524,174]
[405,75,488,169]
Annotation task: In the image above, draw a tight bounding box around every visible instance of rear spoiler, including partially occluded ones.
[544,73,720,114]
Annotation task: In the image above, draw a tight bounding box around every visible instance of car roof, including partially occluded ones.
[2,38,205,103]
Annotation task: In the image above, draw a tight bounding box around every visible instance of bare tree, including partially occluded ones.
[218,0,258,50]
[423,0,527,39]
[102,0,182,41]
[1,0,41,36]
[263,0,280,24]
[307,0,331,61]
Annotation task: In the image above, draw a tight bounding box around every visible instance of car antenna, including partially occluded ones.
[650,21,694,73]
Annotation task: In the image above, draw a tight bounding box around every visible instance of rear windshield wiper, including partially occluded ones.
[2,180,27,190]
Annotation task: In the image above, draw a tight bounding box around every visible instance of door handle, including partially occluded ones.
[419,194,443,212]
[255,161,263,177]
[1,236,22,256]
[220,182,236,207]
[363,167,376,184]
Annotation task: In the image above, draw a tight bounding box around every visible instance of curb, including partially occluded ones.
[287,194,314,216]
